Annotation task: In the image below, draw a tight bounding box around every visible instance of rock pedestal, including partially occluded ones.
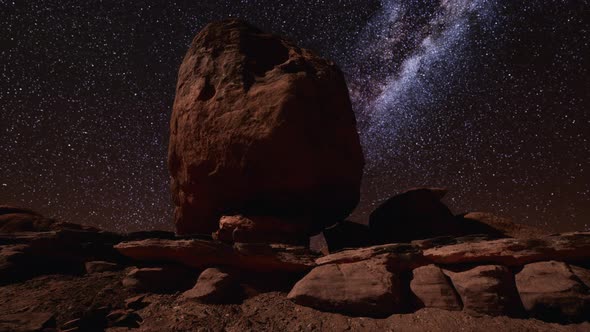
[168,19,364,235]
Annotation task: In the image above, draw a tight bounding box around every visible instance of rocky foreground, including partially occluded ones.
[1,204,590,331]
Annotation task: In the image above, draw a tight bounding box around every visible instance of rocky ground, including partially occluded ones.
[1,202,590,331]
[1,270,589,332]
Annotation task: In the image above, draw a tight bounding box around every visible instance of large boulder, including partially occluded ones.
[288,257,403,317]
[168,19,364,235]
[368,188,456,244]
[444,265,523,317]
[515,261,590,323]
[410,264,461,311]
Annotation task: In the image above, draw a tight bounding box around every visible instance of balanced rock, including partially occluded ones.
[444,265,523,317]
[288,257,403,317]
[369,188,455,244]
[214,215,310,245]
[410,264,461,311]
[168,19,364,235]
[515,261,590,323]
[182,267,241,303]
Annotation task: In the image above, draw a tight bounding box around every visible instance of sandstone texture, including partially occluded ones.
[182,267,240,303]
[169,19,364,235]
[114,238,317,273]
[515,261,590,323]
[122,266,197,293]
[410,264,462,311]
[445,265,523,317]
[423,232,590,266]
[214,215,310,245]
[288,257,402,317]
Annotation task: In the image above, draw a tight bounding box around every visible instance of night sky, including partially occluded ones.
[1,1,589,233]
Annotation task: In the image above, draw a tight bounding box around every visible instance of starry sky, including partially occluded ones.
[1,0,589,233]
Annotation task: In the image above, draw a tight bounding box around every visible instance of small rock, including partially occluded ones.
[410,264,461,311]
[107,309,142,328]
[445,265,523,317]
[122,265,197,293]
[61,318,80,329]
[515,261,590,323]
[125,295,149,310]
[288,257,403,317]
[215,215,310,245]
[85,261,120,273]
[183,267,241,303]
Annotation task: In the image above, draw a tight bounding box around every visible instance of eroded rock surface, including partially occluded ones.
[288,257,402,317]
[168,19,364,235]
[410,264,462,311]
[445,265,523,317]
[515,261,590,323]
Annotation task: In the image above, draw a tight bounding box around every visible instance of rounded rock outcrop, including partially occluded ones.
[169,19,364,235]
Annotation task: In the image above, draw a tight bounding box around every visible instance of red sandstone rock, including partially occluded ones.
[423,232,590,266]
[515,261,590,323]
[315,243,424,271]
[114,238,317,273]
[182,267,240,303]
[122,266,197,293]
[444,265,523,317]
[168,19,364,235]
[214,215,310,245]
[410,264,461,311]
[571,265,590,289]
[288,257,403,317]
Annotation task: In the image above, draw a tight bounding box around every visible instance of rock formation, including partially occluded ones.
[168,19,364,236]
[369,188,457,244]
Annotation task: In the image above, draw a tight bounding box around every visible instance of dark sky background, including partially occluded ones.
[1,0,589,233]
